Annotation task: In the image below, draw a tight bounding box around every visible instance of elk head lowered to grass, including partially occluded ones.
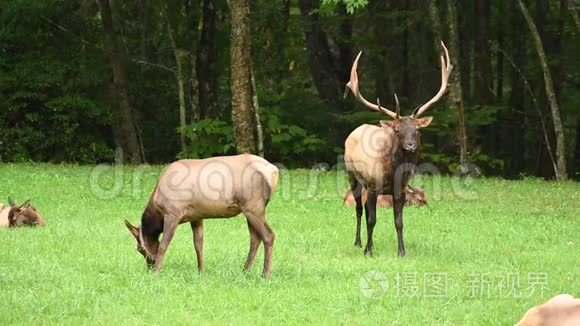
[0,198,46,228]
[344,42,452,256]
[124,154,279,278]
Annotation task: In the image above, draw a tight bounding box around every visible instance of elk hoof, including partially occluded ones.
[364,247,373,257]
[354,240,362,248]
[398,250,406,257]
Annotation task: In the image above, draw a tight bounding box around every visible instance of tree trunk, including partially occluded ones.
[507,1,527,176]
[575,117,580,177]
[474,0,493,105]
[496,1,505,101]
[251,68,264,157]
[231,0,259,154]
[186,0,201,122]
[166,11,188,154]
[370,0,393,100]
[447,1,468,165]
[401,0,410,96]
[137,0,152,62]
[429,0,468,165]
[517,0,568,180]
[298,0,342,112]
[336,4,353,84]
[567,0,580,32]
[97,0,144,164]
[197,0,219,119]
[458,0,472,104]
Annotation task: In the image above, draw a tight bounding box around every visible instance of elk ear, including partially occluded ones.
[124,220,140,239]
[380,120,398,130]
[416,116,433,128]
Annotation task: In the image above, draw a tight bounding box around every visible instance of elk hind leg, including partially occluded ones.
[191,220,204,272]
[243,220,261,271]
[243,208,275,279]
[364,191,378,257]
[348,173,364,247]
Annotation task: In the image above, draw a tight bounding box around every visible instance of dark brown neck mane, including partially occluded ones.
[383,139,419,196]
[140,200,163,245]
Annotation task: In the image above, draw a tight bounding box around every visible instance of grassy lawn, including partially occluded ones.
[0,164,579,325]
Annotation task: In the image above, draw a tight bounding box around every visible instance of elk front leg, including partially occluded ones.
[393,194,406,257]
[191,221,204,273]
[364,191,378,257]
[152,216,180,273]
[243,220,261,271]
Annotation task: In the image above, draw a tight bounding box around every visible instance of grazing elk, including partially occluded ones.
[344,42,452,256]
[0,198,46,228]
[124,154,279,278]
[343,185,427,208]
[516,294,580,326]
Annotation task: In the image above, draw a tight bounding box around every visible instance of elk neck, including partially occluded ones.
[140,200,164,241]
[380,136,419,193]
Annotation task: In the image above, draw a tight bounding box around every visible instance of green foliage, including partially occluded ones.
[261,107,326,161]
[176,109,327,164]
[0,0,114,163]
[177,119,235,159]
[0,0,578,179]
[322,0,368,13]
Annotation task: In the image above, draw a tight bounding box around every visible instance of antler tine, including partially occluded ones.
[411,104,421,116]
[413,41,453,117]
[18,199,31,209]
[394,93,400,118]
[345,51,398,119]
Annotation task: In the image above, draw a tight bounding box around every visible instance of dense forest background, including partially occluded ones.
[0,0,578,179]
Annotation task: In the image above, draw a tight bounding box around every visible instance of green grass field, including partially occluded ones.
[0,164,579,325]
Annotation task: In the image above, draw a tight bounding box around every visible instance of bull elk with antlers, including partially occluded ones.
[344,42,452,257]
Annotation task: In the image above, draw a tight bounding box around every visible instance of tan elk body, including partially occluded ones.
[344,42,452,256]
[125,154,279,278]
[516,294,580,326]
[0,204,8,227]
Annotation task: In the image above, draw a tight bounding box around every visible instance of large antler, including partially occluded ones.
[344,51,398,119]
[413,41,453,117]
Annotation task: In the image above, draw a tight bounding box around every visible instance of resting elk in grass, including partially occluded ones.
[343,185,427,208]
[124,154,279,278]
[516,294,580,326]
[344,42,452,256]
[0,198,46,228]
